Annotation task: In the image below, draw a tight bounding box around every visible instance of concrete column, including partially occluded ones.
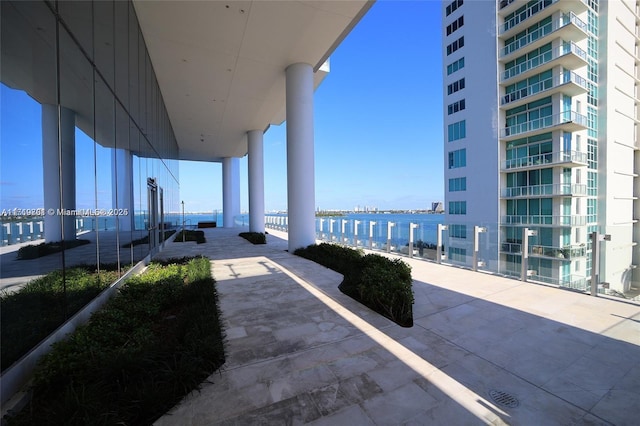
[286,62,315,251]
[248,130,265,233]
[222,157,240,228]
[111,148,134,231]
[42,104,76,242]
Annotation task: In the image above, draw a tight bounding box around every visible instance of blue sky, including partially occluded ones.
[181,0,444,213]
[1,1,443,214]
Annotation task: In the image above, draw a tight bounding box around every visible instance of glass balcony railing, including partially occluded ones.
[529,274,588,290]
[501,111,588,139]
[502,150,588,170]
[499,0,518,11]
[500,241,522,253]
[501,214,587,226]
[501,42,587,82]
[502,183,587,198]
[529,244,587,259]
[499,0,587,35]
[499,242,587,259]
[263,215,639,303]
[500,13,588,58]
[501,71,588,106]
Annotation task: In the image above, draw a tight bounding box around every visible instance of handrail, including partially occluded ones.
[501,111,588,138]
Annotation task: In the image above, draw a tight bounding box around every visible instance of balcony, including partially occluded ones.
[530,244,587,260]
[501,215,588,226]
[500,13,588,61]
[500,71,588,108]
[529,273,588,290]
[501,183,587,198]
[501,42,588,83]
[500,111,588,140]
[499,0,588,37]
[499,242,587,260]
[501,150,588,171]
[498,0,525,15]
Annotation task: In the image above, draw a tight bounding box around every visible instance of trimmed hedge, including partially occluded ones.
[17,239,90,260]
[121,230,177,248]
[7,256,225,426]
[173,229,206,244]
[295,243,414,327]
[1,265,121,372]
[238,232,266,244]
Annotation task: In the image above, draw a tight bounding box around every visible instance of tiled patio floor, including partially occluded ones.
[152,227,639,425]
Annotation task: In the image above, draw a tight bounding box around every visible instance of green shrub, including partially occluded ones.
[7,257,225,426]
[122,230,176,248]
[238,232,266,244]
[295,244,413,327]
[173,230,206,244]
[1,265,121,371]
[294,243,363,277]
[355,255,413,327]
[17,239,90,260]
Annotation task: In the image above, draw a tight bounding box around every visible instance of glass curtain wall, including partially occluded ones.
[0,0,179,371]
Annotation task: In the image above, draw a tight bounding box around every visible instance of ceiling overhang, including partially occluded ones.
[133,0,374,162]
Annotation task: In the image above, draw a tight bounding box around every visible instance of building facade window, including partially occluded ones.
[447,78,465,95]
[449,177,467,192]
[505,96,552,133]
[503,43,552,81]
[446,36,464,56]
[446,16,464,36]
[445,0,463,17]
[448,247,467,262]
[449,201,467,215]
[449,224,467,238]
[448,148,466,168]
[447,57,465,75]
[447,99,466,115]
[447,120,466,141]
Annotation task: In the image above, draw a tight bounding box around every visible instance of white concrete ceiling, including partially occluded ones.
[133,0,374,162]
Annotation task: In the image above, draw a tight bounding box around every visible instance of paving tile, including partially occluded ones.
[306,404,375,426]
[151,228,640,426]
[361,382,439,425]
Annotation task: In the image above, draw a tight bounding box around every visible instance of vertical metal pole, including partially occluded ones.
[353,221,357,247]
[319,218,324,240]
[591,231,599,297]
[369,221,375,249]
[521,227,529,282]
[473,225,479,271]
[409,223,417,258]
[341,219,347,244]
[182,201,185,242]
[387,222,394,253]
[437,223,443,264]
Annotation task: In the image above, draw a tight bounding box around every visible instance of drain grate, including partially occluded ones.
[488,389,519,408]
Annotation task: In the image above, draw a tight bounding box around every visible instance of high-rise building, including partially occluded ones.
[442,0,639,296]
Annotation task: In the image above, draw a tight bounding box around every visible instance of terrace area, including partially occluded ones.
[141,227,639,425]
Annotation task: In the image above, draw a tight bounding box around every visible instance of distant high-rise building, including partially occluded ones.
[442,0,639,294]
[432,201,444,213]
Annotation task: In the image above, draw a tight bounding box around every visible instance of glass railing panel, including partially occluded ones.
[502,183,588,197]
[502,42,587,81]
[501,111,588,138]
[501,71,588,106]
[596,224,639,302]
[502,150,588,170]
[500,12,588,57]
[501,215,587,226]
[266,214,639,306]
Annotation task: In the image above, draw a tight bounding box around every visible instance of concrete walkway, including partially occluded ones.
[153,227,640,425]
